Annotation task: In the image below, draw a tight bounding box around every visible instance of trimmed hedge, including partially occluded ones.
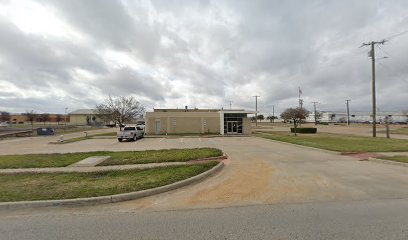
[290,127,317,134]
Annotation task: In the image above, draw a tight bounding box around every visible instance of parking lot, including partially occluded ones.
[0,134,227,155]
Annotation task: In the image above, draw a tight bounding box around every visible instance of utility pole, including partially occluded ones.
[346,99,351,126]
[361,39,386,137]
[272,105,275,124]
[229,100,233,110]
[253,96,260,126]
[64,107,68,132]
[312,101,318,125]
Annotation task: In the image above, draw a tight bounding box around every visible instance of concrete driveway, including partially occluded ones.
[103,136,408,212]
[3,135,407,213]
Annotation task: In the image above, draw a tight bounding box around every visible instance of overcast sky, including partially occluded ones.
[0,0,407,115]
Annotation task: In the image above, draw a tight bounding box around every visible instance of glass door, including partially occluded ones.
[227,121,238,134]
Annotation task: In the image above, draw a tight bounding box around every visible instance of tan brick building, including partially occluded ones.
[145,108,253,135]
[69,109,103,126]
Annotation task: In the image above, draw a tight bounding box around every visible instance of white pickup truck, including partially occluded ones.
[117,125,145,142]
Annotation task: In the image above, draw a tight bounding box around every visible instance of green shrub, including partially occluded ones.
[290,127,317,134]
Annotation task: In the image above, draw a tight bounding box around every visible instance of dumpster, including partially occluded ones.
[36,127,55,136]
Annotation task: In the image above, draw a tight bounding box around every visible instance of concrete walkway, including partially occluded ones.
[69,156,111,167]
[0,162,205,174]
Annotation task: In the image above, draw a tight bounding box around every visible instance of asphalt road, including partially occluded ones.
[1,199,408,239]
[1,136,408,239]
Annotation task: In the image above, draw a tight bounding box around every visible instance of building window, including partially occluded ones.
[224,113,245,134]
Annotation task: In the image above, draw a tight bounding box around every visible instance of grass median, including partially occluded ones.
[379,127,408,135]
[99,148,223,166]
[51,131,117,144]
[0,162,218,202]
[379,155,408,163]
[0,148,223,169]
[255,131,408,152]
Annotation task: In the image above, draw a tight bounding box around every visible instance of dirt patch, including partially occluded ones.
[184,157,274,206]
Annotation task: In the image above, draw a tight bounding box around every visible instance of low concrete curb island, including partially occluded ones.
[0,159,225,210]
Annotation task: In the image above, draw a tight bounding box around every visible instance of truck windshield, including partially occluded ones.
[123,127,136,131]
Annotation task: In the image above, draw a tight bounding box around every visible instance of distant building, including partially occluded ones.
[8,113,69,124]
[145,107,254,135]
[306,111,408,124]
[69,109,102,126]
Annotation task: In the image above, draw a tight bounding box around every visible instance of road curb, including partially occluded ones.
[368,157,408,167]
[0,161,224,210]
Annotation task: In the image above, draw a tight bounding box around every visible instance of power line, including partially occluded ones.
[377,62,408,84]
[385,30,408,41]
[376,45,392,58]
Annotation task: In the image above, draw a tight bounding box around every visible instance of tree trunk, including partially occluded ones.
[293,119,297,136]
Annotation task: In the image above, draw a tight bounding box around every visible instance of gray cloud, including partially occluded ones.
[0,0,407,114]
[45,0,161,62]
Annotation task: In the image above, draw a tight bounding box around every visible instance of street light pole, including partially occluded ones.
[346,100,351,126]
[253,96,260,126]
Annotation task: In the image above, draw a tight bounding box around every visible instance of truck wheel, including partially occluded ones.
[118,138,123,142]
[133,135,137,141]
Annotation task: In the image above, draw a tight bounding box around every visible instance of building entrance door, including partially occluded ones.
[227,121,238,134]
[155,121,161,134]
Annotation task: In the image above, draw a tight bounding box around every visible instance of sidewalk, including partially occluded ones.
[0,162,192,174]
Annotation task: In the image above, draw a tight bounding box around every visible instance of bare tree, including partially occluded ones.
[23,110,37,129]
[0,111,10,123]
[280,107,309,136]
[96,96,145,130]
[38,113,50,125]
[55,114,64,125]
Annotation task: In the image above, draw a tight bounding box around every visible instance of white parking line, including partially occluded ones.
[159,138,164,142]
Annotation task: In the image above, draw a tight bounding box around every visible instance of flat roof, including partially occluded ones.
[153,108,247,113]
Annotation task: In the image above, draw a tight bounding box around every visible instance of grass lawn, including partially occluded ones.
[6,124,107,134]
[0,162,218,202]
[255,131,408,152]
[0,148,223,169]
[383,127,408,135]
[0,152,97,169]
[92,132,117,137]
[50,131,116,144]
[379,155,408,163]
[99,148,223,166]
